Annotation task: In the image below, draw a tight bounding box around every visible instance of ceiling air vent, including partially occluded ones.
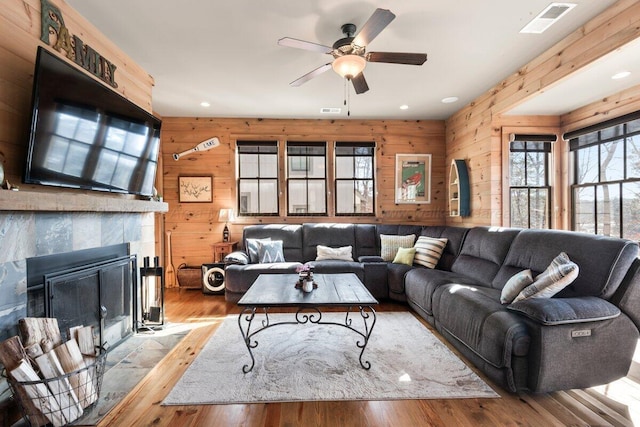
[520,3,576,34]
[320,107,341,114]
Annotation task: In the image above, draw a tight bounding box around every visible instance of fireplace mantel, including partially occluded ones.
[0,190,168,213]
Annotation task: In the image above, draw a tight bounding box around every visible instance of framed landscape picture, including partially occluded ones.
[179,176,212,203]
[395,154,431,204]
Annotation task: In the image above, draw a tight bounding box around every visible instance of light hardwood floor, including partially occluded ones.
[98,289,640,426]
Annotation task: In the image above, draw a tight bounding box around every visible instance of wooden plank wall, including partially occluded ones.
[160,118,445,269]
[0,0,154,187]
[444,0,640,227]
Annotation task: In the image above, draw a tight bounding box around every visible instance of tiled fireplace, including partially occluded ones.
[0,207,159,401]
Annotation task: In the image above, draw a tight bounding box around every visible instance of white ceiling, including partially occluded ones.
[66,0,639,120]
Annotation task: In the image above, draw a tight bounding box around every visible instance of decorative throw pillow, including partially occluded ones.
[392,247,416,266]
[513,252,579,303]
[500,269,533,304]
[257,240,285,263]
[246,237,271,263]
[380,234,416,262]
[316,245,353,261]
[413,236,448,269]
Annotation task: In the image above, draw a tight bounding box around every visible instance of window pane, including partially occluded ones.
[355,180,374,213]
[354,157,373,179]
[596,184,620,237]
[510,152,526,186]
[600,140,624,182]
[239,180,258,214]
[336,181,354,214]
[510,188,529,228]
[239,153,258,178]
[260,154,278,177]
[574,186,595,234]
[526,152,546,186]
[335,157,354,179]
[288,180,326,214]
[576,146,599,184]
[627,135,640,179]
[307,181,326,213]
[307,156,325,179]
[529,188,549,229]
[259,180,278,214]
[622,181,640,241]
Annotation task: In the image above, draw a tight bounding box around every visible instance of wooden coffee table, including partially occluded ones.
[237,273,378,373]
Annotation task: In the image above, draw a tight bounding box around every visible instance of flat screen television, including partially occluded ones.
[23,47,161,197]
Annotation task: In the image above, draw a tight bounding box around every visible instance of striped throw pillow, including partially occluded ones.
[380,234,416,261]
[513,252,578,303]
[413,236,448,269]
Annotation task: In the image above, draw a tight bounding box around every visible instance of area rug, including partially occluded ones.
[163,312,499,405]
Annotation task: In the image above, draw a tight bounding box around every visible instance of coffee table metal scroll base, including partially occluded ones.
[238,306,377,373]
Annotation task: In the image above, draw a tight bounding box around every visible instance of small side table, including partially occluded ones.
[212,241,238,263]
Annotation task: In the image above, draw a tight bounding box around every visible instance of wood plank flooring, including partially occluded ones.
[97,289,640,427]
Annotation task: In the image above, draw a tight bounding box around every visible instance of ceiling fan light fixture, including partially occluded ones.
[332,55,366,79]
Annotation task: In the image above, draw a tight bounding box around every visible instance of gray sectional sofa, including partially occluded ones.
[223,222,640,393]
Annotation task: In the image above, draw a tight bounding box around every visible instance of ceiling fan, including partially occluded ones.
[278,8,427,94]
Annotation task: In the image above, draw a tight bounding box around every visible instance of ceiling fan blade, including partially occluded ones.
[290,63,333,87]
[353,8,396,47]
[351,73,369,94]
[366,52,427,65]
[278,37,333,54]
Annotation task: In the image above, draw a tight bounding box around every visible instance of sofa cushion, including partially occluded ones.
[307,260,365,282]
[224,262,302,295]
[432,283,530,368]
[302,223,356,261]
[508,297,620,325]
[380,234,416,261]
[419,226,469,271]
[513,252,578,302]
[492,228,639,299]
[393,247,416,266]
[316,245,353,261]
[500,269,533,304]
[405,268,485,316]
[451,227,521,286]
[413,236,447,269]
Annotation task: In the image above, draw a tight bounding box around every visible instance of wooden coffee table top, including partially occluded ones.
[238,273,378,307]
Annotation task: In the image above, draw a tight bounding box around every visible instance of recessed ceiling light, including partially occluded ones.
[399,104,409,110]
[200,101,211,107]
[612,71,631,80]
[441,97,459,104]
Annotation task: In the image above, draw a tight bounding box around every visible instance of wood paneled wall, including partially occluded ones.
[160,118,445,270]
[445,0,640,227]
[0,0,154,188]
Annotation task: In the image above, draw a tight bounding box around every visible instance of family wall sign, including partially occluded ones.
[40,0,118,88]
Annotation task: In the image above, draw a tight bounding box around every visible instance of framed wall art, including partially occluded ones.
[395,154,431,204]
[178,176,212,203]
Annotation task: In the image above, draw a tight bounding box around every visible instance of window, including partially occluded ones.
[286,142,326,215]
[335,142,375,215]
[569,111,640,240]
[508,135,553,229]
[237,141,278,216]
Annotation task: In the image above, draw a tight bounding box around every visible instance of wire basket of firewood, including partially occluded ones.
[3,346,106,427]
[0,318,107,427]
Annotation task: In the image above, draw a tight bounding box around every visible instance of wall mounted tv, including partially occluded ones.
[23,47,161,197]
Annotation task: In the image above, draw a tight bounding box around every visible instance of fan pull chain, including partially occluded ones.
[344,78,351,117]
